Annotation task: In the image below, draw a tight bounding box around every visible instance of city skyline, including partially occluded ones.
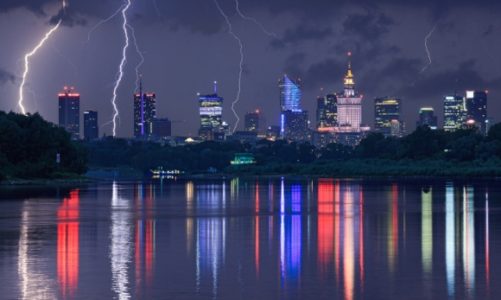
[0,0,500,137]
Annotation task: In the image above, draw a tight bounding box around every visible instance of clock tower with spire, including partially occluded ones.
[337,52,364,132]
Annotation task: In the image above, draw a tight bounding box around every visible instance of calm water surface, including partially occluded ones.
[0,178,499,299]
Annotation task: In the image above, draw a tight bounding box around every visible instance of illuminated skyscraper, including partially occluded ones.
[417,107,438,130]
[244,110,260,133]
[83,110,98,140]
[134,79,156,138]
[316,94,337,129]
[279,75,302,112]
[199,82,224,140]
[337,53,363,132]
[443,95,466,132]
[58,87,80,140]
[465,90,488,134]
[375,97,401,137]
[279,75,302,136]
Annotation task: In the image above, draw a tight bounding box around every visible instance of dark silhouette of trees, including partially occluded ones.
[0,112,86,179]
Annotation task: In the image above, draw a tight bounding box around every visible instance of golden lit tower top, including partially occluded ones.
[344,51,355,88]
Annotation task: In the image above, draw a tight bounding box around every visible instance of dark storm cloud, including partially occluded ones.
[303,59,346,90]
[360,57,423,95]
[49,8,87,27]
[0,68,16,85]
[399,60,497,99]
[342,12,394,41]
[0,0,50,14]
[271,26,333,48]
[283,53,307,78]
[2,0,501,33]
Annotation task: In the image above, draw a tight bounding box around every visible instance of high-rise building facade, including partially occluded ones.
[279,75,302,137]
[199,82,224,140]
[134,80,156,138]
[83,110,98,140]
[152,118,172,139]
[417,107,438,130]
[465,90,488,134]
[244,110,260,133]
[58,87,80,140]
[374,97,401,137]
[279,75,302,112]
[337,54,363,132]
[443,95,466,132]
[284,110,310,142]
[316,94,337,129]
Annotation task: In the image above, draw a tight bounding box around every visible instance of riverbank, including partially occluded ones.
[225,159,501,178]
[0,174,94,186]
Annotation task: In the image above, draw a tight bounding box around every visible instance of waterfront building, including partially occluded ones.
[336,53,363,132]
[375,97,402,137]
[83,110,98,140]
[465,90,488,135]
[134,79,156,138]
[244,110,260,133]
[284,110,310,142]
[279,75,302,136]
[198,82,224,141]
[444,95,466,132]
[58,86,80,140]
[316,93,337,129]
[417,107,438,130]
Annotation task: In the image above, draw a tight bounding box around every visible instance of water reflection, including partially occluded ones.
[110,182,133,300]
[421,188,433,274]
[388,184,398,272]
[485,191,490,292]
[18,204,56,300]
[445,184,455,297]
[280,182,302,287]
[57,189,80,298]
[316,180,365,300]
[463,187,475,295]
[195,184,226,298]
[134,184,156,293]
[3,179,500,299]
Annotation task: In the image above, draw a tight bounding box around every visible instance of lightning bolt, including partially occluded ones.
[234,0,277,38]
[110,0,132,137]
[214,0,244,133]
[152,0,163,18]
[127,24,145,92]
[86,3,125,43]
[420,24,437,74]
[18,0,67,114]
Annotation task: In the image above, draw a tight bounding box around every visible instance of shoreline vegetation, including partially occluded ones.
[3,111,501,183]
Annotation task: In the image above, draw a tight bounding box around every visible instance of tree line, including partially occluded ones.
[0,112,86,180]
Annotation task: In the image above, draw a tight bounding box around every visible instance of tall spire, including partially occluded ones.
[139,74,143,95]
[344,51,355,88]
[140,74,145,136]
[214,81,218,94]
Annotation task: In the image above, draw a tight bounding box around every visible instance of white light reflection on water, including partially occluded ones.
[17,204,56,300]
[195,184,226,299]
[463,187,475,295]
[110,182,133,300]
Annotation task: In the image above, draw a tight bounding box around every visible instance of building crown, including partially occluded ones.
[344,52,355,87]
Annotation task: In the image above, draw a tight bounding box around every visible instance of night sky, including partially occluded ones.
[0,0,500,137]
